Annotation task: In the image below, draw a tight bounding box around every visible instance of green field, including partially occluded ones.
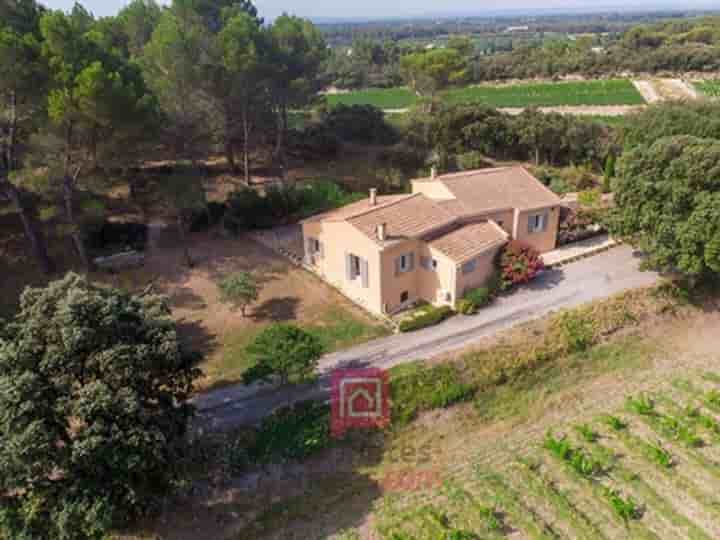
[695,80,720,98]
[325,79,645,110]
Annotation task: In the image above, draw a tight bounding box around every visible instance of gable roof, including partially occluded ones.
[428,222,508,263]
[302,194,412,224]
[414,166,561,214]
[347,193,457,245]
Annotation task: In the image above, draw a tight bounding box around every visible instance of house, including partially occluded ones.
[301,166,560,316]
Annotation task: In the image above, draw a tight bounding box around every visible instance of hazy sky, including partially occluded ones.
[40,0,718,20]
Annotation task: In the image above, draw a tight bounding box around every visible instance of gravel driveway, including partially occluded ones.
[194,245,659,432]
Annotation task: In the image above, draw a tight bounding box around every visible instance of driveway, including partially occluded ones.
[194,245,659,432]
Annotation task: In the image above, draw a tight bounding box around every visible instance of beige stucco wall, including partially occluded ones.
[379,239,422,313]
[480,209,515,236]
[513,206,560,253]
[411,181,455,200]
[302,220,384,315]
[453,243,504,300]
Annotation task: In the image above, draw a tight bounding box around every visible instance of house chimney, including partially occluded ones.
[369,188,377,206]
[377,223,387,241]
[431,166,437,179]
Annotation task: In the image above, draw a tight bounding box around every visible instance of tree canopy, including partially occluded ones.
[610,135,720,279]
[0,273,200,539]
[243,323,323,386]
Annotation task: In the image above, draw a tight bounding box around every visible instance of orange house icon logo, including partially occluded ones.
[331,368,390,437]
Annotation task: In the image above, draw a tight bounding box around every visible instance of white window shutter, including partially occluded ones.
[360,258,369,288]
[319,241,324,258]
[395,257,400,276]
[528,216,534,234]
[345,253,353,281]
[408,253,415,271]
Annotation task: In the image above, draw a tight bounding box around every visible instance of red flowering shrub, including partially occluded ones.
[499,241,545,288]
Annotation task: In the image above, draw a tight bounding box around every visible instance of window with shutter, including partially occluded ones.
[360,258,369,288]
[462,259,477,275]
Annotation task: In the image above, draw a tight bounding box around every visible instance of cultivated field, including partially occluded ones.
[325,79,645,110]
[695,81,720,99]
[443,79,645,108]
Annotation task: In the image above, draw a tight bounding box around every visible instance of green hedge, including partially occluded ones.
[398,305,454,333]
[458,287,492,315]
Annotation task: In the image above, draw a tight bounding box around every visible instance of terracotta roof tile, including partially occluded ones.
[347,194,457,245]
[428,222,507,263]
[417,166,560,213]
[302,195,412,223]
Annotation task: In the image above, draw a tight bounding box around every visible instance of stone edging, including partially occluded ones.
[545,239,621,268]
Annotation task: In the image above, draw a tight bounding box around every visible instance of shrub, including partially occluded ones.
[543,431,603,478]
[218,272,260,316]
[398,305,455,332]
[643,441,673,469]
[603,415,628,431]
[390,363,475,426]
[243,324,324,386]
[83,221,148,254]
[604,489,642,522]
[458,287,492,315]
[499,241,545,289]
[246,401,332,463]
[574,424,599,442]
[224,181,363,233]
[578,189,602,208]
[554,311,595,353]
[188,201,227,232]
[626,394,655,416]
[319,104,399,145]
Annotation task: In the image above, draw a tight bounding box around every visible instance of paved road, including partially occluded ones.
[194,245,659,432]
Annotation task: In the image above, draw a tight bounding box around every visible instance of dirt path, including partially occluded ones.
[633,78,701,103]
[386,105,642,116]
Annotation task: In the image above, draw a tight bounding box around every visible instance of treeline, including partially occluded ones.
[324,15,720,90]
[477,16,720,79]
[319,11,689,46]
[0,0,328,272]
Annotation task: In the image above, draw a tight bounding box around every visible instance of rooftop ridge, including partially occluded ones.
[412,166,518,183]
[345,192,423,222]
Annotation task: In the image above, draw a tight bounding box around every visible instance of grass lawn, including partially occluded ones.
[695,80,720,98]
[324,80,645,110]
[210,305,390,387]
[443,79,645,107]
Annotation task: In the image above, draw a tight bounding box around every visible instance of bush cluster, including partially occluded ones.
[499,241,545,289]
[83,221,148,254]
[241,401,332,465]
[398,305,454,332]
[188,201,227,232]
[224,181,363,233]
[457,287,492,315]
[319,104,399,145]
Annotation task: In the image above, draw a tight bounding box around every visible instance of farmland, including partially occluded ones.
[145,286,720,540]
[325,79,645,110]
[695,81,720,99]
